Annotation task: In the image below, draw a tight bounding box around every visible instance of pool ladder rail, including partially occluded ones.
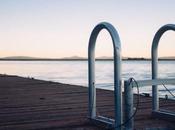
[88,22,175,130]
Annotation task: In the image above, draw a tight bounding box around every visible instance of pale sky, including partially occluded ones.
[0,0,175,58]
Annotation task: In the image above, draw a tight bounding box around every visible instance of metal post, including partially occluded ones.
[124,80,133,130]
[151,24,175,111]
[88,22,122,130]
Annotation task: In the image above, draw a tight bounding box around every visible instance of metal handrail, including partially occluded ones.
[130,78,175,87]
[124,78,175,129]
[152,24,175,111]
[88,22,122,130]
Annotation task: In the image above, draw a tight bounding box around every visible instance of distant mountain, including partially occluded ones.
[62,56,86,59]
[96,56,112,59]
[0,56,87,61]
[0,56,175,60]
[2,56,39,59]
[97,56,130,60]
[159,56,175,59]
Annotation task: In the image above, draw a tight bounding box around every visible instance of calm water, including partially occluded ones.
[0,60,175,98]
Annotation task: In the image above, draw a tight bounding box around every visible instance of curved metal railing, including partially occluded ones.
[152,24,175,111]
[88,22,122,129]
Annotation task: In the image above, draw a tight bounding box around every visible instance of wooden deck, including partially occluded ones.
[0,75,175,130]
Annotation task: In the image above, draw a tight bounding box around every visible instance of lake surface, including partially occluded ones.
[0,60,175,98]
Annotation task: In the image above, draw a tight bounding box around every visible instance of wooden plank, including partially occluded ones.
[0,75,175,130]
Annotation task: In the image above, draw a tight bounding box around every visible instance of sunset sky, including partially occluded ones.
[0,0,175,58]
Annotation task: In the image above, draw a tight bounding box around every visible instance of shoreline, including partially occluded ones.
[1,74,174,100]
[0,59,175,61]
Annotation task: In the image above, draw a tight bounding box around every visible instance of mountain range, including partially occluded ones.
[0,56,175,60]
